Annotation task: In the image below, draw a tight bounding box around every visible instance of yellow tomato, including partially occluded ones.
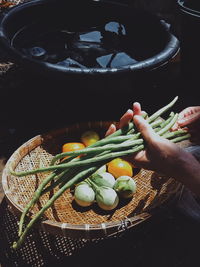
[62,142,85,159]
[107,158,133,178]
[81,130,100,147]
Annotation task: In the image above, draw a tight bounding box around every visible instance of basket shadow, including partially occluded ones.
[144,172,180,212]
[133,168,141,176]
[40,131,68,156]
[71,199,94,213]
[92,197,133,219]
[127,193,151,217]
[71,196,133,220]
[150,172,170,191]
[34,185,61,222]
[127,171,179,218]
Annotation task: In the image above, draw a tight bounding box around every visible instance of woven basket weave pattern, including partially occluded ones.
[2,121,182,239]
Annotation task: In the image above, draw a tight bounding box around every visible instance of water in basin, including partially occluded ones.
[11,20,161,69]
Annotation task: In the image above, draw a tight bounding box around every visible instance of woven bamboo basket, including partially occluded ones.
[2,121,183,240]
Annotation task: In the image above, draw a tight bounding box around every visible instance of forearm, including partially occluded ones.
[172,152,200,196]
[131,113,200,195]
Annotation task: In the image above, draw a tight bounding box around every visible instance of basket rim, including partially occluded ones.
[1,121,182,239]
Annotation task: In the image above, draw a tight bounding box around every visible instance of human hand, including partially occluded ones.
[127,115,186,175]
[105,102,197,178]
[105,102,143,137]
[172,106,200,143]
[131,115,200,195]
[105,103,200,195]
[172,106,200,128]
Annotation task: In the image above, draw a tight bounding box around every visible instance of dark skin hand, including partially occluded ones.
[106,103,200,196]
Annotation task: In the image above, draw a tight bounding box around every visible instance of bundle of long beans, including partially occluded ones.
[10,96,190,249]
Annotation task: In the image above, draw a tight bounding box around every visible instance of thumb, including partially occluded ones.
[133,115,157,143]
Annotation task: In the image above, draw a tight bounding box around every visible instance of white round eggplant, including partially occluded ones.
[91,172,116,188]
[74,183,95,207]
[96,186,119,210]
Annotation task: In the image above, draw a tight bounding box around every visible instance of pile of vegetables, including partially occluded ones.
[9,96,191,249]
[74,169,136,210]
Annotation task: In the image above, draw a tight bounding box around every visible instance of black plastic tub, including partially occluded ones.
[0,0,179,78]
[0,0,180,136]
[177,0,200,82]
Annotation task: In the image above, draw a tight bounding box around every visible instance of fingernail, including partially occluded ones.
[178,119,186,124]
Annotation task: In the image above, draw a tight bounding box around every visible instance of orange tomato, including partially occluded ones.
[107,158,133,178]
[62,142,85,159]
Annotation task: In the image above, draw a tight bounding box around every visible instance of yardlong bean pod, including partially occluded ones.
[163,129,188,139]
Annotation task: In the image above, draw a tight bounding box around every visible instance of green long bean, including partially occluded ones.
[18,170,64,236]
[170,133,191,143]
[147,96,178,123]
[163,129,188,139]
[157,113,179,135]
[51,138,143,165]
